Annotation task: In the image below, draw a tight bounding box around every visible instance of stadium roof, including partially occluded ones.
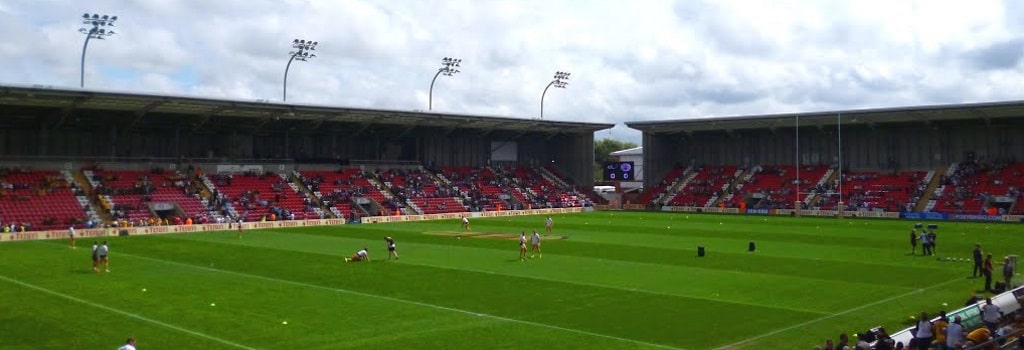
[0,83,613,134]
[626,100,1024,134]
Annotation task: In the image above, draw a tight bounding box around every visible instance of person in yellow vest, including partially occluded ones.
[966,327,996,350]
[932,312,949,348]
[261,216,267,222]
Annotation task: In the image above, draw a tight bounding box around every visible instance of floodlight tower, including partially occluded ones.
[428,57,461,110]
[283,39,318,101]
[540,71,570,119]
[78,13,118,88]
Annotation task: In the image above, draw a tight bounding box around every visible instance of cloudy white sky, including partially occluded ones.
[1,0,1023,144]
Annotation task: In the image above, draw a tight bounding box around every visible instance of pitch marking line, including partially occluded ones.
[166,233,863,315]
[714,277,965,350]
[0,274,257,350]
[122,253,687,350]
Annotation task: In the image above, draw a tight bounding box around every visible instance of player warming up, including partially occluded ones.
[519,232,528,261]
[68,226,76,249]
[545,216,553,235]
[530,230,542,258]
[118,337,137,350]
[346,248,370,262]
[461,215,471,231]
[98,241,110,272]
[386,236,398,260]
[237,217,244,238]
[91,241,100,272]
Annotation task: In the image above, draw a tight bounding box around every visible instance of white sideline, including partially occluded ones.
[713,277,965,350]
[0,274,257,350]
[122,253,687,350]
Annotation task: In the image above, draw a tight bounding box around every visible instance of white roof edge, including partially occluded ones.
[610,147,643,156]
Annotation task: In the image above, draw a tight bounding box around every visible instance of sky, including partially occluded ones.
[1,0,1022,145]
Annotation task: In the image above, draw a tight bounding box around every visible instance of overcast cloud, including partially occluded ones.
[1,0,1022,144]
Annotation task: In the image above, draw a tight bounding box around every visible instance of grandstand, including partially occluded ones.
[0,169,90,230]
[4,84,1024,226]
[0,84,609,230]
[628,101,1024,216]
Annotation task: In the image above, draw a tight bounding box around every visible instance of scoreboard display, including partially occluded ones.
[602,161,635,181]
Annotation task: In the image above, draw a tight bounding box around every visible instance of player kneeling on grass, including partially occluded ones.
[346,248,370,262]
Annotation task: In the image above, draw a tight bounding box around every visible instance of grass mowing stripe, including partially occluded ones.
[397,258,833,316]
[0,274,258,350]
[712,276,965,350]
[162,232,868,314]
[174,230,921,303]
[120,252,688,350]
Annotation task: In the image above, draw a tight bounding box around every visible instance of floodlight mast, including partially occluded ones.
[78,13,118,88]
[428,57,461,110]
[540,71,570,119]
[283,39,318,101]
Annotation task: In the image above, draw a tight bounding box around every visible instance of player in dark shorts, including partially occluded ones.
[91,241,100,272]
[386,236,398,260]
[910,229,917,255]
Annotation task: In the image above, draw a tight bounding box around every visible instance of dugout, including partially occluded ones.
[0,84,612,186]
[627,101,1024,189]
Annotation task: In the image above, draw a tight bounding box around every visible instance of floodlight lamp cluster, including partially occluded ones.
[553,71,570,88]
[79,13,117,38]
[290,39,319,61]
[440,57,461,77]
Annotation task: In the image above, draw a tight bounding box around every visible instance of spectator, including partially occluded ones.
[946,316,965,349]
[932,311,948,348]
[982,298,1001,331]
[913,312,933,350]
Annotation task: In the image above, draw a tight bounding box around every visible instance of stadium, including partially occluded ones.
[3,82,1024,349]
[3,4,1024,350]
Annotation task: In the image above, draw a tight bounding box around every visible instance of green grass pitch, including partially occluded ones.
[1,212,1018,349]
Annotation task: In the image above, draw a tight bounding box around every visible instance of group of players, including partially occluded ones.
[67,227,111,273]
[77,214,556,269]
[344,216,554,263]
[344,236,399,262]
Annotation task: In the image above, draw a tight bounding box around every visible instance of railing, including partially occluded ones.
[888,285,1023,347]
